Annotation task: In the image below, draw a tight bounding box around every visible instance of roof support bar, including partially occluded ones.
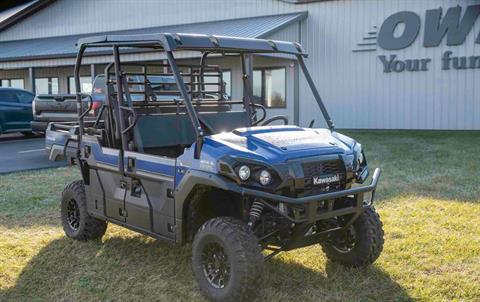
[240,53,254,125]
[74,44,93,182]
[104,63,120,148]
[165,50,204,158]
[199,51,210,99]
[113,45,128,173]
[296,54,335,130]
[74,45,86,146]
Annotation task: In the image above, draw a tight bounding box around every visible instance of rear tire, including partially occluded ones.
[21,131,35,137]
[192,217,263,302]
[61,180,107,241]
[320,207,384,267]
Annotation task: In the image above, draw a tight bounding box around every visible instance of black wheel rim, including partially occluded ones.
[330,225,356,253]
[66,198,80,231]
[201,241,230,289]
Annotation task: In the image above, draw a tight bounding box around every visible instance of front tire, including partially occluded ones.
[321,207,384,267]
[61,180,107,241]
[192,217,263,302]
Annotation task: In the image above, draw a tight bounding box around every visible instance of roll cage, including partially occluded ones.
[73,33,334,163]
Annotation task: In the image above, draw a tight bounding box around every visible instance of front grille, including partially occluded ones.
[297,159,346,197]
[302,159,344,178]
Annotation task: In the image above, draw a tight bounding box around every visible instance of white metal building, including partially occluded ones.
[0,0,478,130]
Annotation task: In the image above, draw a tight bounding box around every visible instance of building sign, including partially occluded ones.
[353,5,480,73]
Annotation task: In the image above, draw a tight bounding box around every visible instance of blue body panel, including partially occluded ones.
[46,124,359,189]
[175,126,358,188]
[134,157,176,176]
[90,143,176,178]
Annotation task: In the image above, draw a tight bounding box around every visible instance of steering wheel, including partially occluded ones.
[261,115,288,126]
[251,103,266,126]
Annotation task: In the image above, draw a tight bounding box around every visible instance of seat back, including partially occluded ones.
[133,110,249,155]
[136,113,195,150]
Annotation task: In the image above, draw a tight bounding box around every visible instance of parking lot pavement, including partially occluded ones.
[0,134,66,174]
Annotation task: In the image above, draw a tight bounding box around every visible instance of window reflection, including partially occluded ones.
[35,77,58,94]
[68,76,92,94]
[252,67,286,108]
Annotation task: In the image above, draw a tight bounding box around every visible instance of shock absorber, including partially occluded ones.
[248,199,264,227]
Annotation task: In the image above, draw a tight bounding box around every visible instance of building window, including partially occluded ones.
[68,76,93,94]
[253,67,286,108]
[35,77,58,94]
[1,79,24,89]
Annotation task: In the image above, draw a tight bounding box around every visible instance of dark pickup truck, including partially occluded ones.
[31,76,100,133]
[31,94,93,132]
[32,74,179,133]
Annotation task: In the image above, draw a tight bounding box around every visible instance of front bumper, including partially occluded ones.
[239,168,381,223]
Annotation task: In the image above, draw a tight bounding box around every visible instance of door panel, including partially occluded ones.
[2,103,17,131]
[0,102,19,131]
[97,170,126,222]
[84,144,127,223]
[15,91,34,129]
[123,178,151,231]
[0,90,31,131]
[141,179,175,238]
[84,169,106,217]
[16,103,33,130]
[123,151,176,239]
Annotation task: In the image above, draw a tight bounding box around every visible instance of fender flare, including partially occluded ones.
[174,169,242,216]
[174,169,243,243]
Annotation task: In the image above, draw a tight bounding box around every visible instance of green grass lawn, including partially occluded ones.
[1,131,479,301]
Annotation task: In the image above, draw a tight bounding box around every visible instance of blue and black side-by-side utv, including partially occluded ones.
[47,33,384,301]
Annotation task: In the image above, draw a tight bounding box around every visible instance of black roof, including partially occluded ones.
[77,33,307,57]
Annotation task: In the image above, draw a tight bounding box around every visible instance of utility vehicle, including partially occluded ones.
[51,33,384,301]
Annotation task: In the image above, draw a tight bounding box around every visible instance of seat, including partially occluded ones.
[134,113,195,156]
[132,110,249,157]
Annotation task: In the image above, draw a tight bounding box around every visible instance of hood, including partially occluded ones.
[205,125,354,163]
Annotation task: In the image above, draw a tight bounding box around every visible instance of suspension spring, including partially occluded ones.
[248,200,264,227]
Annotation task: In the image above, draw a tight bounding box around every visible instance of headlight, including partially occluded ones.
[238,165,251,181]
[353,143,369,183]
[218,157,279,186]
[354,143,364,167]
[358,150,364,165]
[259,170,272,186]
